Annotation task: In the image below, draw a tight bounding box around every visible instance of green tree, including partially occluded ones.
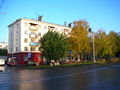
[115,32,120,57]
[0,48,7,56]
[95,30,120,59]
[107,31,120,57]
[69,20,91,62]
[39,30,69,62]
[94,30,108,59]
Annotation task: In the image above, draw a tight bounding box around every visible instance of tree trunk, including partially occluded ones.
[77,54,80,63]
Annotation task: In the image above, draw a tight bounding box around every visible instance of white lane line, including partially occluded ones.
[111,65,120,68]
[1,64,120,87]
[1,67,109,87]
[1,73,75,87]
[82,67,109,73]
[82,64,120,74]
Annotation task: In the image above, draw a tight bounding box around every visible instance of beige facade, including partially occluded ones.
[8,18,72,54]
[0,42,8,49]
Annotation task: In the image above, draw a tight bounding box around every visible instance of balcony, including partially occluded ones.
[29,34,36,38]
[29,23,38,31]
[29,32,37,38]
[48,26,56,31]
[29,26,38,31]
[29,42,39,46]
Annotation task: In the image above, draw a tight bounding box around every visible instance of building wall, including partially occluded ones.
[8,18,71,54]
[8,25,13,53]
[8,18,72,64]
[0,42,8,49]
[8,20,21,53]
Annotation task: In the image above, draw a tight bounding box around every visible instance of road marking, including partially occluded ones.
[111,65,120,68]
[0,73,76,87]
[0,66,110,87]
[1,64,120,87]
[82,64,120,74]
[82,67,109,73]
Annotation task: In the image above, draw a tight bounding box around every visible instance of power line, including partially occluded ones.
[0,0,6,15]
[0,0,5,9]
[0,12,6,14]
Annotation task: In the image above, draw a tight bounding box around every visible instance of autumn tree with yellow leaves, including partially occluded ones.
[94,30,108,58]
[94,30,120,59]
[69,20,91,62]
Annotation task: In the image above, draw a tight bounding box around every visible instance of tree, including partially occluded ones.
[69,20,91,62]
[94,30,120,59]
[115,32,120,57]
[39,30,69,62]
[107,31,120,57]
[94,30,108,59]
[0,48,7,56]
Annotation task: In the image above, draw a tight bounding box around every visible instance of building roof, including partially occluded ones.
[8,18,72,29]
[0,42,7,44]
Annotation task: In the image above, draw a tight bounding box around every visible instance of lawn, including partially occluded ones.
[22,59,120,69]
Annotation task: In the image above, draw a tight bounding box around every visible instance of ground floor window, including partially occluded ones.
[30,47,36,51]
[24,47,28,51]
[24,56,28,61]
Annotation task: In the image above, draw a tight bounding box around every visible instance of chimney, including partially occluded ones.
[38,15,43,21]
[68,23,72,28]
[64,21,67,26]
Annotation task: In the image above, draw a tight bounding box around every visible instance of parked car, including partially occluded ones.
[7,57,16,66]
[0,59,5,66]
[0,66,5,72]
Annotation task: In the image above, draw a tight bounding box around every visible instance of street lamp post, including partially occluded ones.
[89,28,96,63]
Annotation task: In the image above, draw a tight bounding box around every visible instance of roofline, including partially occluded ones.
[8,19,21,27]
[8,18,72,29]
[0,42,8,43]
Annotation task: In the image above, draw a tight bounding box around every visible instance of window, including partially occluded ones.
[29,32,36,38]
[10,48,12,52]
[16,47,18,52]
[25,22,28,27]
[24,38,28,43]
[16,38,18,41]
[44,26,47,30]
[24,56,28,61]
[30,32,36,35]
[38,25,41,29]
[16,31,18,34]
[38,48,40,51]
[64,29,70,35]
[24,30,28,35]
[38,32,41,36]
[38,56,42,61]
[31,38,35,42]
[24,47,28,51]
[31,47,36,51]
[16,24,18,28]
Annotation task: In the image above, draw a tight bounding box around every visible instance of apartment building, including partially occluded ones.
[0,42,8,49]
[8,17,72,64]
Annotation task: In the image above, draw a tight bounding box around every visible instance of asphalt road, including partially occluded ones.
[1,64,120,90]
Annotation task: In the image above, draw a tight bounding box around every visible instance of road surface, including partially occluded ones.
[0,64,120,90]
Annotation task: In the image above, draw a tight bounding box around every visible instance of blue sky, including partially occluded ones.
[0,0,120,42]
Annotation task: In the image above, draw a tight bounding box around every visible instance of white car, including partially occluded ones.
[0,66,5,72]
[0,59,5,65]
